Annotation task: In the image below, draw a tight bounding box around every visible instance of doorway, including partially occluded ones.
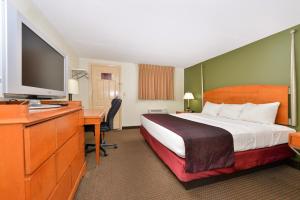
[90,64,121,129]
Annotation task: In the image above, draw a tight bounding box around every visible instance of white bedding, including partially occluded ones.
[141,113,295,158]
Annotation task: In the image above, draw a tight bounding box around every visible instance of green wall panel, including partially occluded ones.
[184,64,203,112]
[184,24,300,130]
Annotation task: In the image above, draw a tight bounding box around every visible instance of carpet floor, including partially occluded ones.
[75,129,300,200]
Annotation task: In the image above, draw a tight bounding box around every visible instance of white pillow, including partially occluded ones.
[239,102,280,124]
[202,102,223,116]
[219,104,245,120]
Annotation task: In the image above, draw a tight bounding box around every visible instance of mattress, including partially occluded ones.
[141,113,295,158]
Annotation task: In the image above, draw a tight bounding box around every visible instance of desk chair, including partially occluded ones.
[85,98,122,156]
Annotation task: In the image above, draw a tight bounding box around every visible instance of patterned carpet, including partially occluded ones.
[75,129,300,200]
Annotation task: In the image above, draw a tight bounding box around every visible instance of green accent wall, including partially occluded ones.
[184,65,203,112]
[185,24,300,130]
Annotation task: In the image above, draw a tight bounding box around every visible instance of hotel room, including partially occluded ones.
[0,0,300,199]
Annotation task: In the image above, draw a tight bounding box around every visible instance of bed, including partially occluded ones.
[140,85,296,189]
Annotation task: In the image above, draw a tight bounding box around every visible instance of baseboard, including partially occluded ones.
[122,126,140,129]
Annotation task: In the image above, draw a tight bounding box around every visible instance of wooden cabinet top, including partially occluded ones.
[0,101,82,126]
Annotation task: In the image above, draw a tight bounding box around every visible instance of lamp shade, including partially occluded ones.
[183,92,194,100]
[68,79,79,94]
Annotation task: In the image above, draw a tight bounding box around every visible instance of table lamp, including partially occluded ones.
[183,92,194,111]
[68,79,79,100]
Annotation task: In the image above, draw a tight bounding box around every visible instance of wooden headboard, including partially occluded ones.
[203,85,289,125]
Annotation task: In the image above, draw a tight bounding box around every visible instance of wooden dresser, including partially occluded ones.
[0,101,86,200]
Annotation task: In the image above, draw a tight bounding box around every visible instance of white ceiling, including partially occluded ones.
[31,0,300,68]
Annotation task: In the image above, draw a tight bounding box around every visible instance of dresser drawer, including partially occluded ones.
[48,166,72,200]
[24,120,57,174]
[25,155,56,200]
[56,133,79,182]
[57,112,79,147]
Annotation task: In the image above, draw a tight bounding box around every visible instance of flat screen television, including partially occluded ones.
[2,1,67,99]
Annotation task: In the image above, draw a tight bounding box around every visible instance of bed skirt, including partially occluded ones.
[140,126,293,183]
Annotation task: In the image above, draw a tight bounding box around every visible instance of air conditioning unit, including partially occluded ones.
[148,109,168,114]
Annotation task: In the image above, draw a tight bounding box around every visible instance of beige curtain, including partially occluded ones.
[138,64,174,100]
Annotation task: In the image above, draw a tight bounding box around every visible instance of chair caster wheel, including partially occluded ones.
[114,146,118,149]
[104,153,108,157]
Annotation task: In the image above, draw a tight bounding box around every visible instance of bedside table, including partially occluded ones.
[288,132,300,169]
[289,132,300,155]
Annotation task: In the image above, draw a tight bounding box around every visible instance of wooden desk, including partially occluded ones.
[84,109,105,165]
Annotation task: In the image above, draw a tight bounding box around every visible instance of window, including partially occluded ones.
[138,64,174,100]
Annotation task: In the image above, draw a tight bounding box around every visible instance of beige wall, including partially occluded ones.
[0,0,78,97]
[0,0,184,124]
[73,58,184,127]
[10,0,78,68]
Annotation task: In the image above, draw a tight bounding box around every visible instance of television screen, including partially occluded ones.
[22,23,64,91]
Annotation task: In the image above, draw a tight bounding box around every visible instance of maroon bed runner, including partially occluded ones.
[143,114,235,173]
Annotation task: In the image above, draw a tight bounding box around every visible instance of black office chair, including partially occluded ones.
[85,97,122,156]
